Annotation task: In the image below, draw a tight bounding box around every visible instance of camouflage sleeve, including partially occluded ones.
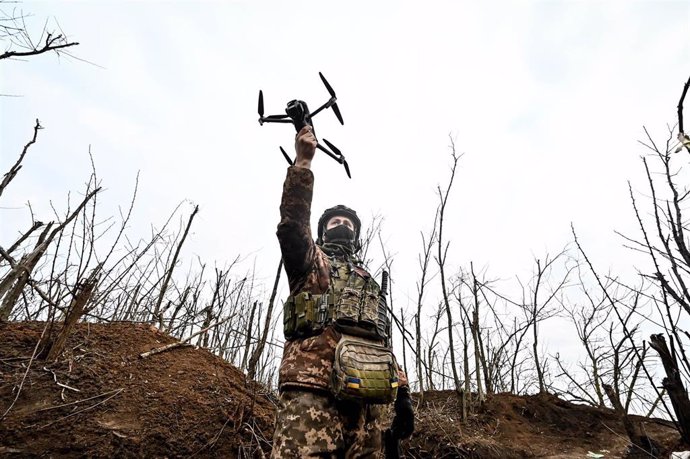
[276,166,319,292]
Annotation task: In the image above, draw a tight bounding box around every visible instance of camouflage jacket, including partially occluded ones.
[276,166,407,393]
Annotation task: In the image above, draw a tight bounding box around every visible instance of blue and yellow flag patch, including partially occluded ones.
[346,377,361,389]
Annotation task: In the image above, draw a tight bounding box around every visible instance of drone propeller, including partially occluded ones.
[319,72,336,98]
[331,103,344,125]
[322,138,351,179]
[279,146,294,166]
[258,91,293,124]
[343,160,351,179]
[321,138,340,156]
[308,72,344,125]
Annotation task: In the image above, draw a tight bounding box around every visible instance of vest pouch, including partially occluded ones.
[358,292,381,335]
[284,292,329,339]
[331,335,399,404]
[334,286,361,326]
[283,296,296,339]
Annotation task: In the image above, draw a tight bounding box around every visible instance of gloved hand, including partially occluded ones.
[390,387,414,439]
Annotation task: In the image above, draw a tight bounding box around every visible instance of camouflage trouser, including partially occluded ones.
[271,389,384,458]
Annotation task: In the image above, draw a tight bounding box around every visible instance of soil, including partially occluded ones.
[1,322,686,458]
[1,322,275,458]
[410,390,682,458]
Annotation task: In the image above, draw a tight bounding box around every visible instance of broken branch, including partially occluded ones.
[0,119,42,199]
[0,33,79,60]
[139,313,235,359]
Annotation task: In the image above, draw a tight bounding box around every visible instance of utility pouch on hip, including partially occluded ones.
[331,335,399,404]
[283,292,330,340]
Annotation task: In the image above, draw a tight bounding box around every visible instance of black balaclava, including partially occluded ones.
[320,223,358,259]
[323,225,355,245]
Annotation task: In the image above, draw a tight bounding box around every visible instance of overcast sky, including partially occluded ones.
[2,1,690,372]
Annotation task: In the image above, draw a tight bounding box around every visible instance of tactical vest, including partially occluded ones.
[283,257,390,342]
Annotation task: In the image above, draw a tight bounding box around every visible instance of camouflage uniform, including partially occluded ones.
[271,166,406,458]
[272,390,384,458]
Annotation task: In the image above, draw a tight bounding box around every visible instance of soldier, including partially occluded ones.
[271,126,414,458]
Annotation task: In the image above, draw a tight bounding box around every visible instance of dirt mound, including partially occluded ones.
[1,322,275,458]
[407,390,682,458]
[1,322,685,458]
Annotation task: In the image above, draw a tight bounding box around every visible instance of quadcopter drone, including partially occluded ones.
[257,72,351,178]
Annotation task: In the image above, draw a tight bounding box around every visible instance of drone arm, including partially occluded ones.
[317,142,351,179]
[309,97,336,119]
[259,117,294,125]
[316,143,341,163]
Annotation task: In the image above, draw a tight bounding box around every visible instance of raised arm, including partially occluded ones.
[276,126,319,292]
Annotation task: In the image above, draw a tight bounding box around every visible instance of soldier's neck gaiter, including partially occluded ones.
[320,242,357,261]
[323,225,355,245]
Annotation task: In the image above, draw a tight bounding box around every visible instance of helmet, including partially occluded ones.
[317,204,361,244]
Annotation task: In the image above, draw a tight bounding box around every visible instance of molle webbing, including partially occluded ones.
[283,259,390,340]
[331,336,399,404]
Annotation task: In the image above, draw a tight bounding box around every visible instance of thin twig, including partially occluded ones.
[42,366,80,392]
[35,388,123,428]
[600,422,660,459]
[32,387,122,414]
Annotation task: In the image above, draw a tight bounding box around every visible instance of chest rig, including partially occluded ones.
[283,257,390,342]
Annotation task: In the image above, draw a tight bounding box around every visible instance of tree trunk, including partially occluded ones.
[462,319,471,419]
[0,224,54,319]
[247,260,282,380]
[199,307,213,348]
[603,383,657,455]
[240,300,258,370]
[399,306,409,380]
[45,268,99,360]
[470,263,492,396]
[415,312,424,403]
[472,316,484,401]
[649,334,690,443]
[533,320,544,393]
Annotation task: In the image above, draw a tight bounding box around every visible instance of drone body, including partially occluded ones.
[258,73,350,178]
[285,99,312,133]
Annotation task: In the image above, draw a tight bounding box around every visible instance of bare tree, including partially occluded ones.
[44,264,101,360]
[573,225,678,451]
[469,263,491,396]
[153,205,199,322]
[247,259,282,380]
[518,249,573,393]
[414,214,437,401]
[425,303,445,391]
[616,75,690,442]
[0,184,100,319]
[435,137,463,398]
[558,263,613,407]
